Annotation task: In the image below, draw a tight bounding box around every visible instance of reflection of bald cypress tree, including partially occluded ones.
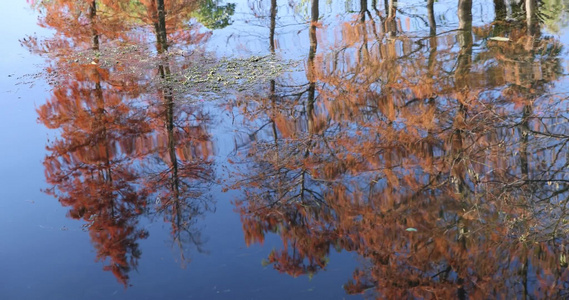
[33,0,151,286]
[427,0,436,36]
[143,1,214,263]
[526,0,539,35]
[269,0,278,144]
[29,0,216,284]
[307,0,319,134]
[451,0,472,200]
[516,1,541,185]
[385,0,397,37]
[229,1,569,298]
[230,0,344,278]
[423,0,438,178]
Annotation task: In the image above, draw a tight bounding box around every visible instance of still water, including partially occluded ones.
[2,0,569,299]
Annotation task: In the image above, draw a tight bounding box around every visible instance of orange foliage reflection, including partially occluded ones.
[230,0,569,298]
[27,0,213,286]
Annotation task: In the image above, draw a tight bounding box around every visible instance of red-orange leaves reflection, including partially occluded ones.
[40,65,151,286]
[229,0,569,298]
[31,0,214,286]
[34,2,151,286]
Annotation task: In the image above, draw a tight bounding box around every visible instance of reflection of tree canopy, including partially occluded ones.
[192,0,236,30]
[27,0,214,286]
[534,0,569,33]
[38,54,152,287]
[229,0,569,298]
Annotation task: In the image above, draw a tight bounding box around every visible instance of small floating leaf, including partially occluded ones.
[489,36,510,42]
[406,228,418,232]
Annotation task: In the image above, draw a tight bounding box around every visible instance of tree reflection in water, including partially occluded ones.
[25,0,214,286]
[22,0,569,297]
[229,0,569,298]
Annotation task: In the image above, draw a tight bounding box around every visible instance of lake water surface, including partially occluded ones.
[2,0,569,299]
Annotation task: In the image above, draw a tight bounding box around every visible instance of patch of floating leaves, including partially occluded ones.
[170,55,293,101]
[26,42,296,103]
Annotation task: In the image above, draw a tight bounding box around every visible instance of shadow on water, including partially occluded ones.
[21,0,569,298]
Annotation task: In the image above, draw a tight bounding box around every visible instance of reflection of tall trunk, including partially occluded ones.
[521,252,529,300]
[360,0,367,22]
[269,0,277,53]
[525,0,539,35]
[88,0,102,119]
[519,105,531,180]
[458,0,472,26]
[427,0,437,78]
[153,3,183,238]
[493,0,507,21]
[454,3,473,298]
[386,0,397,37]
[492,0,507,38]
[88,0,102,110]
[450,106,468,197]
[89,0,114,213]
[456,0,473,97]
[382,0,397,122]
[427,0,436,36]
[156,0,168,52]
[165,88,183,228]
[426,0,437,171]
[270,0,278,143]
[519,1,539,181]
[310,0,319,23]
[457,0,473,60]
[453,0,472,195]
[307,0,319,134]
[89,1,99,50]
[160,78,182,230]
[301,0,320,204]
[359,0,369,59]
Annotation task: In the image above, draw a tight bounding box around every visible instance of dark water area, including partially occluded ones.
[3,0,569,299]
